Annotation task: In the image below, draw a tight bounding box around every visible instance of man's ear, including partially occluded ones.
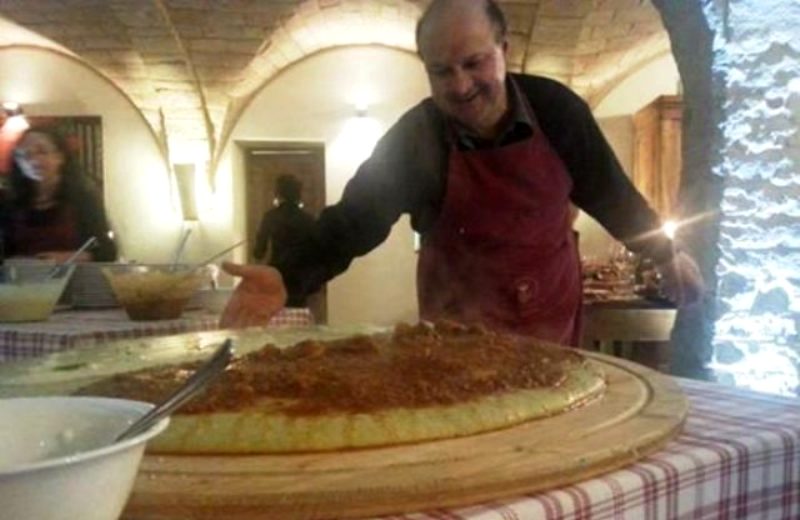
[502,39,509,54]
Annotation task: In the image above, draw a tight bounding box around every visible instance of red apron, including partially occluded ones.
[417,128,582,345]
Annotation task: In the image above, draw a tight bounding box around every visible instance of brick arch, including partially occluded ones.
[0,43,168,172]
[212,0,424,176]
[582,36,674,108]
[230,0,422,100]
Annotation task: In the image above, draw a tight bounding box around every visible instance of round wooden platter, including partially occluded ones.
[123,352,688,520]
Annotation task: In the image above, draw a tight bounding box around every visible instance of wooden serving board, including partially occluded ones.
[123,353,688,520]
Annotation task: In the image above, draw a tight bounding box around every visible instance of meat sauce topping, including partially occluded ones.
[77,321,587,416]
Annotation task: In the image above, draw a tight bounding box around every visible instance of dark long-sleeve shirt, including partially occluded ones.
[279,73,673,301]
[254,202,316,306]
[1,179,117,262]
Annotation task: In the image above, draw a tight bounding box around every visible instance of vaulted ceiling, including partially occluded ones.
[0,0,671,170]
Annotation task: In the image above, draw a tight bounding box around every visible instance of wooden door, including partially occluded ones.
[632,96,683,219]
[242,142,326,323]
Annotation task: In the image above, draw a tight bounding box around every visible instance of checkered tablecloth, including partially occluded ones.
[0,307,314,363]
[378,378,800,520]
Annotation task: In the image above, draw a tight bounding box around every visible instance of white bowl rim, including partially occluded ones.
[0,262,76,282]
[0,396,169,477]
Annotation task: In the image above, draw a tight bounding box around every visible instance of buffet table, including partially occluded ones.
[582,298,676,344]
[582,298,676,371]
[373,378,799,519]
[0,321,796,519]
[0,307,314,363]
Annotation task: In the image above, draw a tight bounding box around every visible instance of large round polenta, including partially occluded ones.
[78,321,605,453]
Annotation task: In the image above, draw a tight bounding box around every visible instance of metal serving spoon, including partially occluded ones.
[190,239,247,271]
[46,236,97,279]
[115,338,234,442]
[169,227,193,272]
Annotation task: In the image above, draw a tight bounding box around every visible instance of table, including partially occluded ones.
[582,299,677,371]
[1,323,797,519]
[375,378,799,519]
[0,307,314,363]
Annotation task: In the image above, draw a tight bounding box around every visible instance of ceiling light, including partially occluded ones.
[2,101,23,117]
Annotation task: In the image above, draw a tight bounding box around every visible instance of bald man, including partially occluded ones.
[221,0,703,345]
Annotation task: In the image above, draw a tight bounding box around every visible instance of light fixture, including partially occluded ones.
[2,101,22,117]
[173,163,198,221]
[354,101,368,118]
[2,101,29,132]
[661,220,678,239]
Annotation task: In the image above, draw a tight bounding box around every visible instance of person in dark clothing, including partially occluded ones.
[252,174,315,307]
[220,0,703,338]
[0,127,117,262]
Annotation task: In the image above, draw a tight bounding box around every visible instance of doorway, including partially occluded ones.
[241,141,327,323]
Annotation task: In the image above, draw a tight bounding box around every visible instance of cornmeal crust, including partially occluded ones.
[77,321,606,453]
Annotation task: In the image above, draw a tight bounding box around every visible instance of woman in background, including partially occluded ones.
[0,127,116,262]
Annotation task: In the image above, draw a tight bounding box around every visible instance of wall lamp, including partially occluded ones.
[173,163,199,221]
[354,101,368,118]
[2,101,23,117]
[2,101,29,132]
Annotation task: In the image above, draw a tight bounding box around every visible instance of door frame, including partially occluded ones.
[238,140,327,323]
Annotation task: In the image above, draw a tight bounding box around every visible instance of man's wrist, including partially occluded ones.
[654,249,678,268]
[644,237,677,268]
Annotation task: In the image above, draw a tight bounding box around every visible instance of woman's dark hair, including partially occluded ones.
[275,174,302,205]
[2,126,118,261]
[416,0,508,53]
[9,127,83,209]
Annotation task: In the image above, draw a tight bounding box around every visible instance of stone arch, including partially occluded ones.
[230,0,420,98]
[585,47,675,111]
[571,31,674,106]
[0,43,168,172]
[212,0,423,176]
[647,0,721,385]
[652,0,800,396]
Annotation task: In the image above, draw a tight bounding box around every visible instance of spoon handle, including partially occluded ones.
[47,236,97,278]
[170,228,193,271]
[116,338,234,442]
[191,239,246,270]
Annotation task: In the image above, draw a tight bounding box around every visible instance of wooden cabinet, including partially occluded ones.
[632,95,683,219]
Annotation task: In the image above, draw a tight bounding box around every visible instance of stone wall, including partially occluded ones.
[655,0,800,396]
[707,0,800,396]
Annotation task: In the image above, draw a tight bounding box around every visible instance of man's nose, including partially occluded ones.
[447,69,473,97]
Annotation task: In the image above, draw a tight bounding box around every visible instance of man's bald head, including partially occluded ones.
[416,0,508,58]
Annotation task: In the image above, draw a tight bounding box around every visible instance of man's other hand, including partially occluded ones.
[658,251,705,307]
[220,262,287,328]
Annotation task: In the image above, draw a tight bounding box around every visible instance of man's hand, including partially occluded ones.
[220,262,287,328]
[658,251,705,307]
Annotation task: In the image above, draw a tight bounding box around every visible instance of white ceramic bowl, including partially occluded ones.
[0,264,75,322]
[0,396,169,520]
[191,287,234,314]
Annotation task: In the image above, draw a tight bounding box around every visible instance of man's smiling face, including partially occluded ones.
[418,2,509,139]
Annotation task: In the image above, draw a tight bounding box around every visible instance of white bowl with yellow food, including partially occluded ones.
[0,264,75,322]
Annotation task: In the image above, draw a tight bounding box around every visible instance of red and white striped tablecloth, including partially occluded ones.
[0,307,314,363]
[2,315,796,519]
[378,378,800,519]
